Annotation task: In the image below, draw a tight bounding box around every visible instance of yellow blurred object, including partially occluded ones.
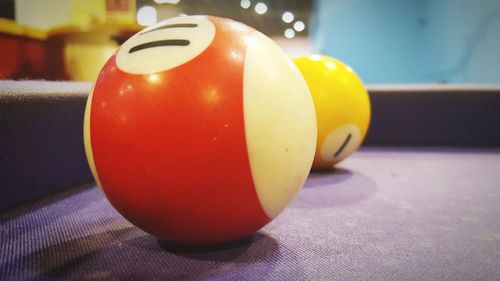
[0,18,47,39]
[15,0,136,30]
[294,55,371,168]
[62,32,118,81]
[48,23,141,81]
[63,0,138,81]
[49,24,143,81]
[73,0,106,27]
[73,0,136,27]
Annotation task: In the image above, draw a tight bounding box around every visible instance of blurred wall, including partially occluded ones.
[425,0,500,83]
[273,36,312,59]
[15,0,136,29]
[311,0,500,84]
[15,0,72,29]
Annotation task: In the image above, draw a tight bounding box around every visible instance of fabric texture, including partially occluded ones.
[1,147,500,281]
[0,80,93,211]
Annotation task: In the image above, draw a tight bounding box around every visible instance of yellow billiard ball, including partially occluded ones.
[294,55,371,168]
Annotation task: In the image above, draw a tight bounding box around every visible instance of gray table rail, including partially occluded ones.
[2,81,500,211]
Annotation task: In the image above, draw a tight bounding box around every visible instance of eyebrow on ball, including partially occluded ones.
[139,23,198,35]
[129,39,190,53]
[334,133,352,158]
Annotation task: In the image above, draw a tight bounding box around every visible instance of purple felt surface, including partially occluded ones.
[1,147,500,281]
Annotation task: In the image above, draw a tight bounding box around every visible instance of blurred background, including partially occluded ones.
[0,0,499,83]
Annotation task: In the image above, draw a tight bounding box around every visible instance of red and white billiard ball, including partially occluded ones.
[84,15,317,244]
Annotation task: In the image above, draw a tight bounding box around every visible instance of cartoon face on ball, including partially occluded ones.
[116,16,216,74]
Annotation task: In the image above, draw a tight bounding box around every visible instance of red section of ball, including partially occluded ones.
[89,16,270,244]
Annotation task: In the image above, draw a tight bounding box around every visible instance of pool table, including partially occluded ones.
[1,81,500,280]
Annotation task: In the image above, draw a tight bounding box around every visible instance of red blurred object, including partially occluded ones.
[106,0,130,11]
[0,18,68,80]
[0,34,22,79]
